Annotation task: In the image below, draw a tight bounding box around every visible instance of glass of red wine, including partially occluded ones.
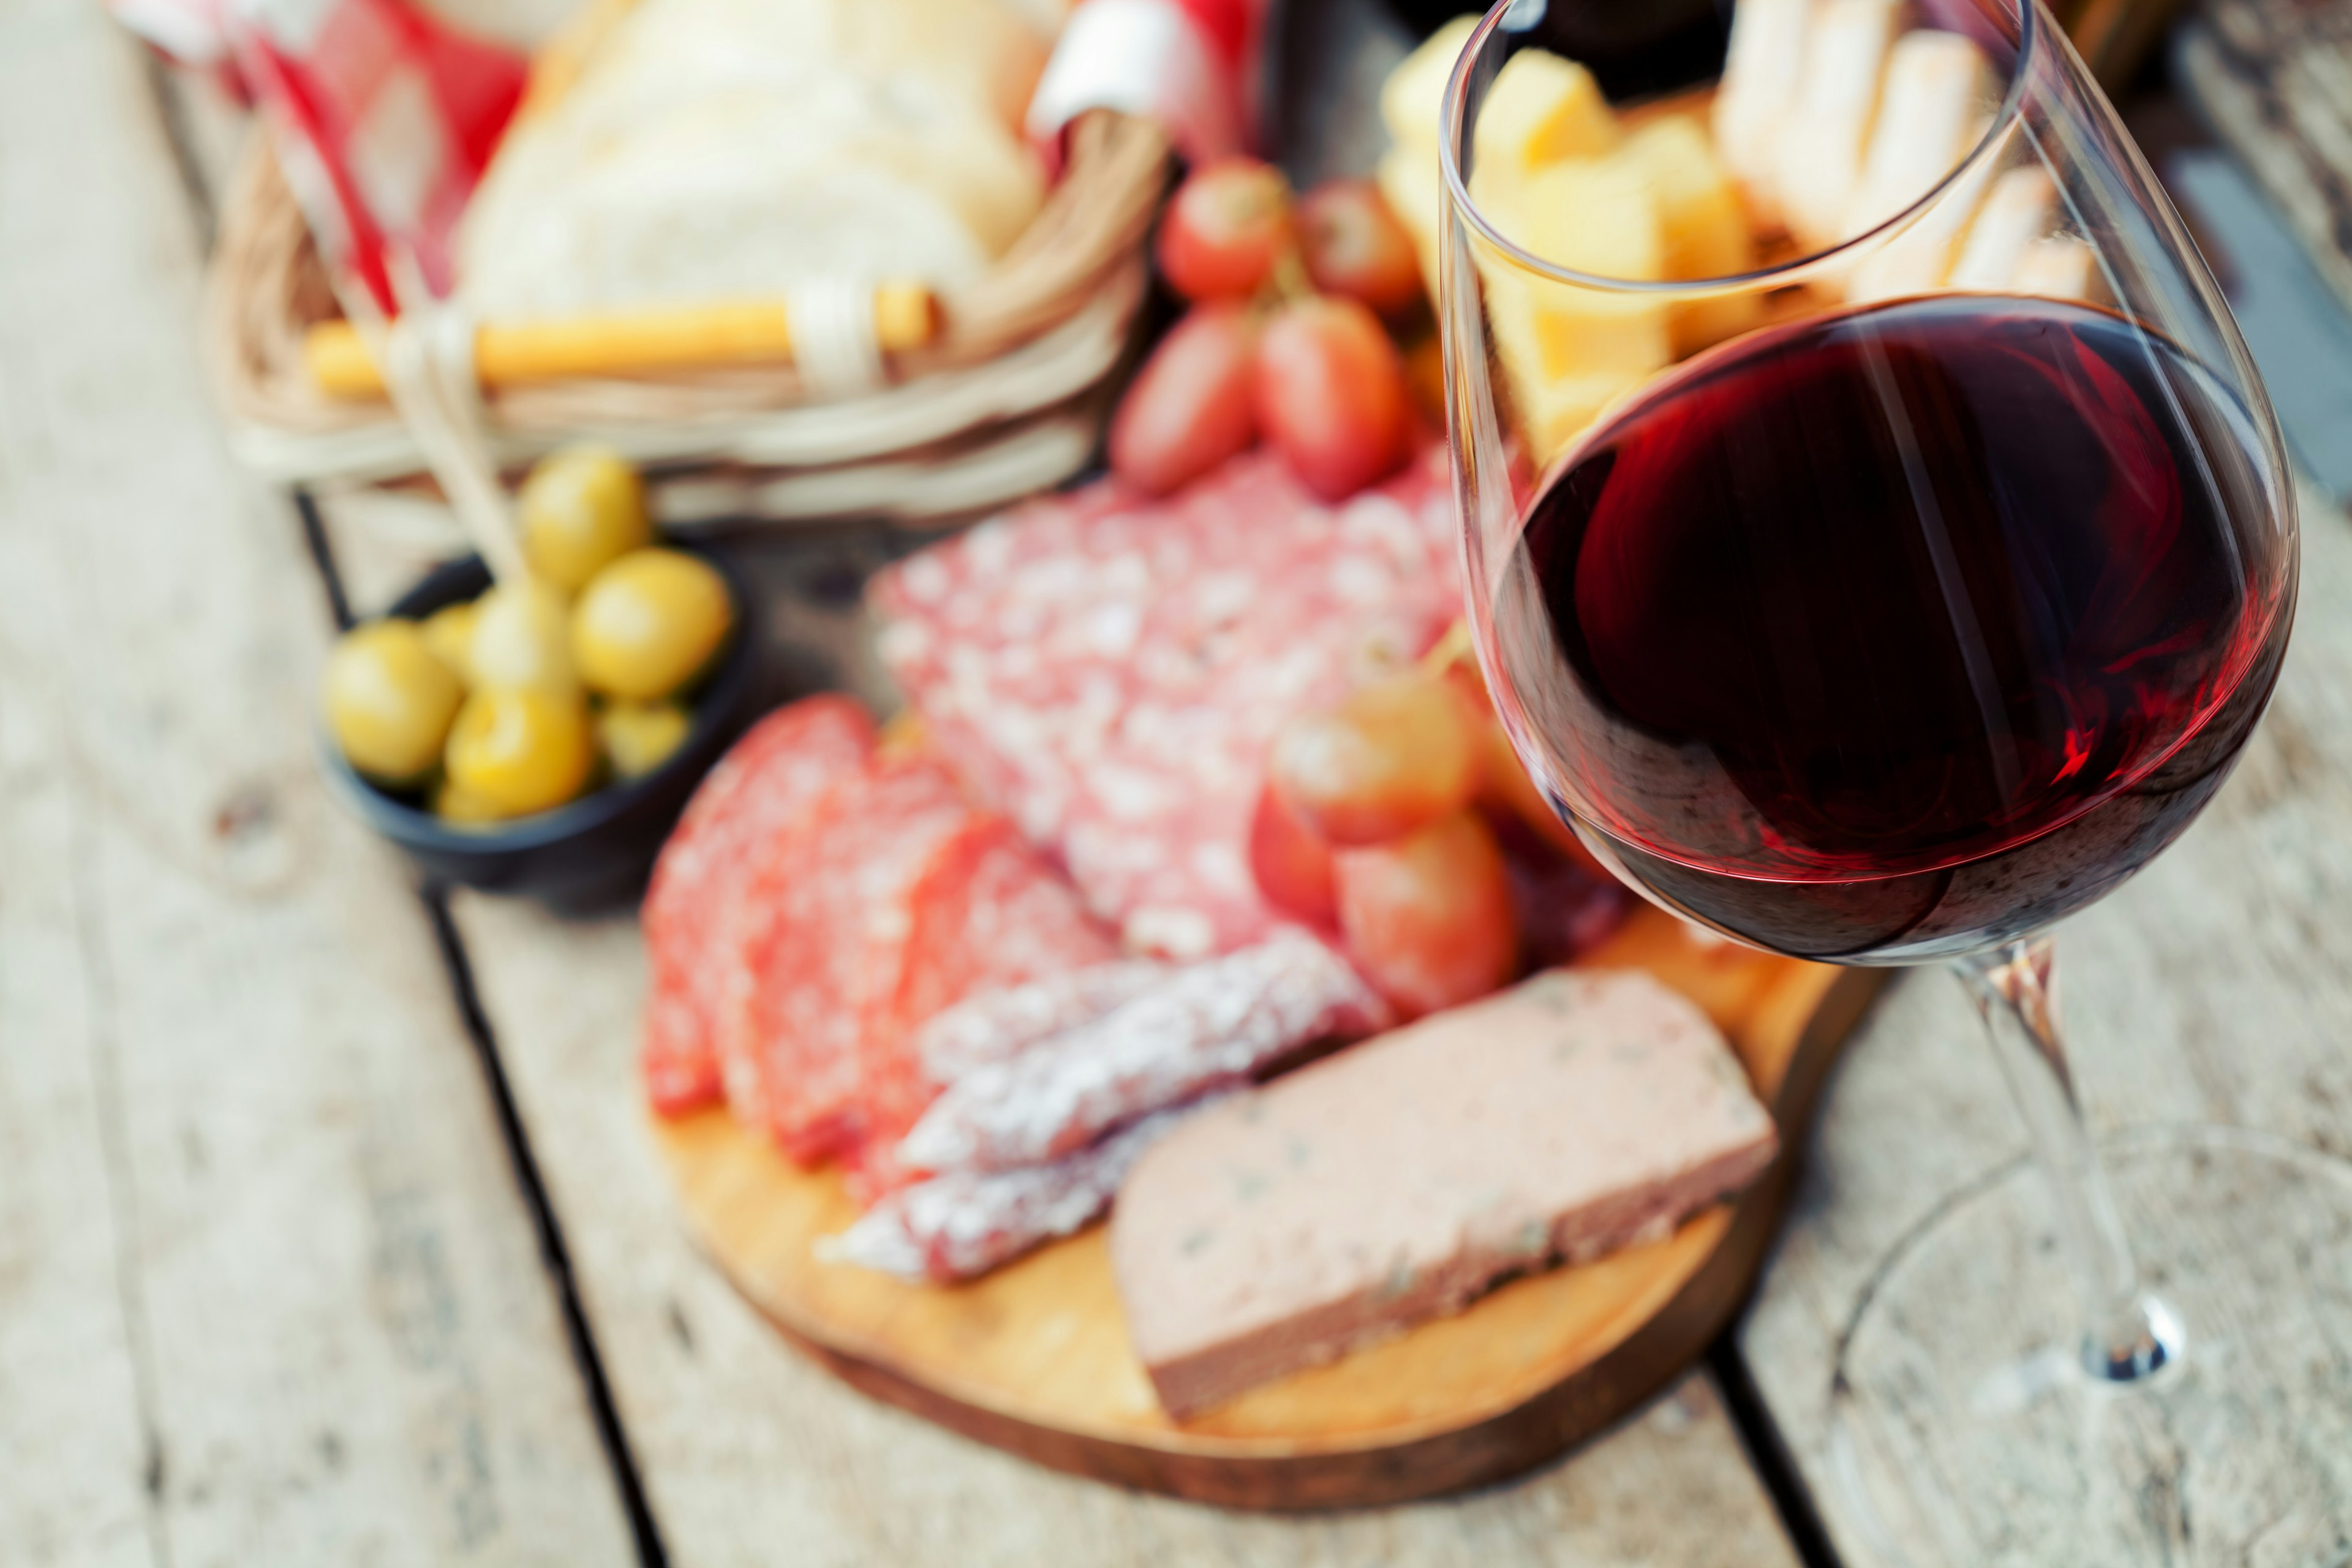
[1439,0,2327,1559]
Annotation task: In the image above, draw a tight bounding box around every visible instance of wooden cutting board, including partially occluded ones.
[649,908,1887,1509]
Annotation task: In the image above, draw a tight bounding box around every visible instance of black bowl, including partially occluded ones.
[318,546,762,915]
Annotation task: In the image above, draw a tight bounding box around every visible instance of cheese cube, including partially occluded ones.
[1949,165,2056,290]
[1712,0,1813,228]
[1472,157,1670,462]
[1376,146,1445,309]
[1473,50,1620,186]
[1480,156,1671,379]
[1515,367,1648,466]
[1774,0,1902,251]
[1487,155,1665,284]
[2013,235,2109,303]
[1624,114,1761,351]
[1841,29,1997,241]
[1490,270,1675,381]
[1381,15,1481,162]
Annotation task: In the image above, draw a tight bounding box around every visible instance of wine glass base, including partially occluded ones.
[1825,1125,2352,1567]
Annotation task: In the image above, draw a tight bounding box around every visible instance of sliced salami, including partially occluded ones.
[915,959,1174,1085]
[895,928,1391,1177]
[853,818,1119,1195]
[640,696,876,1115]
[871,446,1461,959]
[827,1100,1212,1283]
[720,757,973,1163]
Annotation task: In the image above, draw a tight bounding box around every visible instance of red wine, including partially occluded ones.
[1493,295,2293,961]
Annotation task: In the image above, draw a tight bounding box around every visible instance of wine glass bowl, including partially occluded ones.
[1441,0,2297,963]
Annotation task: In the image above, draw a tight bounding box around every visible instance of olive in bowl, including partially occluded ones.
[316,546,759,914]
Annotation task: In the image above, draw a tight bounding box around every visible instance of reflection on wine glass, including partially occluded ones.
[1436,0,2345,1561]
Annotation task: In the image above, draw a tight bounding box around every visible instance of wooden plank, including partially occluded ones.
[451,891,1807,1565]
[2176,0,2352,319]
[1739,478,2352,1558]
[0,4,635,1563]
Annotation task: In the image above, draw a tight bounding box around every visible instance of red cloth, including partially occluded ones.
[113,0,524,307]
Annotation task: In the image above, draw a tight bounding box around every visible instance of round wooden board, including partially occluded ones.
[650,909,1887,1509]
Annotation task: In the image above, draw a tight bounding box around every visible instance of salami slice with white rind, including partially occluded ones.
[827,1101,1216,1283]
[895,929,1390,1176]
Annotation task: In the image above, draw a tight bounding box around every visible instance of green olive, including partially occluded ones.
[469,579,579,695]
[432,776,510,829]
[571,549,733,701]
[597,699,693,778]
[443,688,592,815]
[323,619,464,784]
[519,444,651,594]
[421,600,478,686]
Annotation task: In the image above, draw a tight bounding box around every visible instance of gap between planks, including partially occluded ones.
[296,494,672,1568]
[145,48,672,1566]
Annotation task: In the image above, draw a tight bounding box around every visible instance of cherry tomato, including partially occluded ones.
[1334,810,1520,1019]
[1299,179,1423,316]
[1248,780,1337,925]
[1254,296,1412,500]
[1438,661,1616,880]
[1109,304,1260,496]
[1269,671,1480,846]
[1158,157,1295,302]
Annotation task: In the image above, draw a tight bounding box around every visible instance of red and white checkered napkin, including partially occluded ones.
[110,0,524,309]
[1027,0,1270,167]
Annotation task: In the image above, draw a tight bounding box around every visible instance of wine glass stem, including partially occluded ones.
[1951,937,2176,1381]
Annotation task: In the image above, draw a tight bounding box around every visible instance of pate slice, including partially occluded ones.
[1110,968,1776,1420]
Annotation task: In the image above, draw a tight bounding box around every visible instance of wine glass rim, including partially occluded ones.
[1438,0,2041,293]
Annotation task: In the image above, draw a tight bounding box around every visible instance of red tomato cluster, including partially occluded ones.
[1111,159,1427,502]
[1253,657,1626,1020]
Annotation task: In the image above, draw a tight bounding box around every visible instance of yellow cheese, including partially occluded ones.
[1473,50,1620,184]
[1624,115,1760,352]
[1376,146,1446,309]
[1841,29,1997,241]
[1480,157,1671,379]
[1711,0,1812,229]
[2013,235,2109,303]
[1381,16,1481,162]
[1488,270,1673,382]
[1490,156,1664,283]
[1948,165,2056,290]
[1514,368,1648,467]
[1774,0,1902,251]
[1471,156,1670,462]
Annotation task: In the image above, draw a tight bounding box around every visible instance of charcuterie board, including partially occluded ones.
[649,907,1885,1509]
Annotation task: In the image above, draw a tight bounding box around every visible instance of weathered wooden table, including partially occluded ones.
[10,5,2351,1563]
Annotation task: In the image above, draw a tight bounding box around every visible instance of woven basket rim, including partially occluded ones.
[202,110,1169,464]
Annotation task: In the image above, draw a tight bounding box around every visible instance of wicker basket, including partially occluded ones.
[202,109,1170,530]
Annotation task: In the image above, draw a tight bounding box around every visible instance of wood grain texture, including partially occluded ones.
[2176,0,2352,317]
[451,890,1812,1565]
[1741,479,2352,1562]
[0,6,633,1562]
[646,909,1877,1507]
